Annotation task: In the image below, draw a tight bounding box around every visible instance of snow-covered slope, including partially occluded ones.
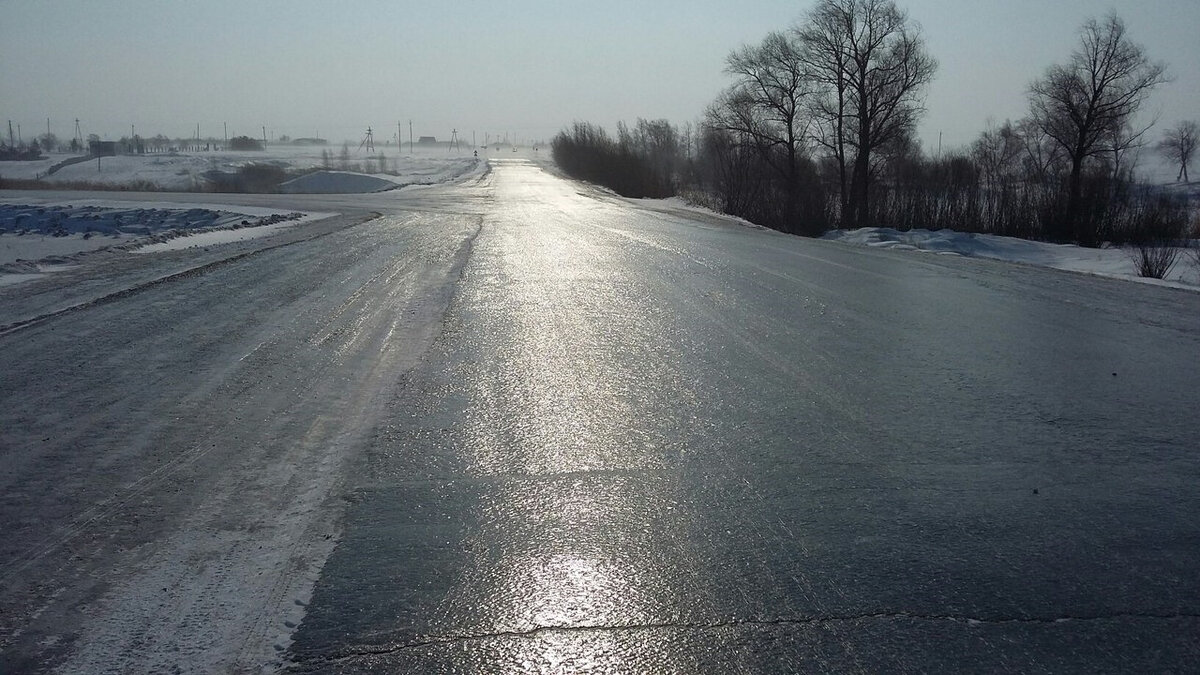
[823,227,1200,289]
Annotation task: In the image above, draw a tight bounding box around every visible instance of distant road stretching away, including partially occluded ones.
[2,159,1199,672]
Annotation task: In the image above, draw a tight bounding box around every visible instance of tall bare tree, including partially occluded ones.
[1028,14,1167,242]
[796,4,852,217]
[709,30,812,228]
[796,0,936,227]
[1158,120,1197,183]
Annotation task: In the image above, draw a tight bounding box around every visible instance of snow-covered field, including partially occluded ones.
[0,143,480,191]
[823,227,1200,290]
[0,145,485,285]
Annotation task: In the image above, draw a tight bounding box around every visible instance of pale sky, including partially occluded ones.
[2,0,1197,152]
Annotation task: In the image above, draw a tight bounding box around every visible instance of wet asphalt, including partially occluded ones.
[287,160,1200,672]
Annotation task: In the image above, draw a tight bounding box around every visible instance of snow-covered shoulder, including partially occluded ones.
[612,195,769,231]
[0,200,332,284]
[823,227,1200,290]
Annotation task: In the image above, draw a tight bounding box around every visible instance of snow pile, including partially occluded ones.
[823,227,1200,289]
[0,201,320,283]
[279,171,397,193]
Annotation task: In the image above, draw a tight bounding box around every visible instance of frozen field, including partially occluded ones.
[0,143,481,191]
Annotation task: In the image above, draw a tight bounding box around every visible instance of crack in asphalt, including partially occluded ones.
[295,610,1200,666]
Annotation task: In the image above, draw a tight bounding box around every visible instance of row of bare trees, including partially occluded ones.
[705,0,936,233]
[552,2,1193,247]
[551,120,690,198]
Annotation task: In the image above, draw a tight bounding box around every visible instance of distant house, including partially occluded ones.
[89,141,117,157]
[418,136,437,145]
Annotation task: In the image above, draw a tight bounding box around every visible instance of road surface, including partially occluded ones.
[2,159,1199,672]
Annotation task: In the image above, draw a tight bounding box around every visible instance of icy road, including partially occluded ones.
[2,159,1200,672]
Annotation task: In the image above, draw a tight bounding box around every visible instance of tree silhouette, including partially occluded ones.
[1157,121,1197,182]
[1028,14,1167,242]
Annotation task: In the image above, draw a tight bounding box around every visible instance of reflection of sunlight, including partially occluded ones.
[447,162,695,668]
[504,553,628,627]
[525,625,623,673]
[494,551,639,672]
[461,207,652,476]
[460,476,673,635]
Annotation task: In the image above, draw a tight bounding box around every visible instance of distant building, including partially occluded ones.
[418,136,437,145]
[89,141,117,157]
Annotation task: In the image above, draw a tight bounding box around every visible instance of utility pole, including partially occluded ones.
[8,120,14,147]
[398,121,402,152]
[358,126,375,153]
[224,121,227,145]
[262,126,267,144]
[409,120,413,154]
[47,118,50,136]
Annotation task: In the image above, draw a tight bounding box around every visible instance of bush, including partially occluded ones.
[237,163,288,192]
[1187,217,1200,274]
[697,125,831,235]
[551,122,674,199]
[1121,194,1190,278]
[228,135,264,151]
[1131,244,1180,279]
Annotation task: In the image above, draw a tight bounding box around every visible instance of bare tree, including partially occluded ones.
[710,31,812,228]
[1158,120,1197,182]
[971,120,1023,189]
[700,123,769,218]
[1104,120,1154,182]
[1014,117,1066,185]
[796,0,936,227]
[632,118,681,191]
[1028,14,1168,242]
[796,4,852,217]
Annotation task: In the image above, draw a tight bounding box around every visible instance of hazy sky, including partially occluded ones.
[2,0,1197,152]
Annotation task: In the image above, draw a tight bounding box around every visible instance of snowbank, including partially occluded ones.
[0,201,328,284]
[823,227,1200,289]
